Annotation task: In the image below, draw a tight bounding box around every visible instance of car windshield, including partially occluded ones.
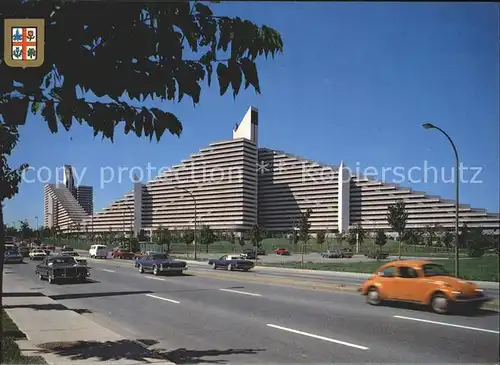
[422,264,450,277]
[50,257,76,265]
[151,254,169,260]
[6,251,19,255]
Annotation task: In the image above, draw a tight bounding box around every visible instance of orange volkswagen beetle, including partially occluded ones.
[359,260,491,314]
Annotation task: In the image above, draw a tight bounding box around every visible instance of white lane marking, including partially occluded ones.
[143,276,165,281]
[266,324,369,350]
[394,315,500,334]
[101,269,115,273]
[219,288,262,297]
[145,294,180,304]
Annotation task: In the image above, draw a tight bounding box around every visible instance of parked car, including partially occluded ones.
[4,250,23,264]
[274,247,290,255]
[18,246,30,257]
[46,244,56,251]
[365,251,389,260]
[35,256,90,284]
[61,245,74,252]
[135,253,187,276]
[57,251,87,265]
[321,250,343,258]
[359,260,491,314]
[340,248,354,258]
[29,249,48,261]
[89,244,109,259]
[112,249,135,260]
[208,254,255,271]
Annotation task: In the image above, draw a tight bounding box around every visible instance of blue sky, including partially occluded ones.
[4,2,499,227]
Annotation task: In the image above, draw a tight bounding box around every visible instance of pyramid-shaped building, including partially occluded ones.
[52,106,498,235]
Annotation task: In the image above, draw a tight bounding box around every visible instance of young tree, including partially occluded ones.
[154,226,173,254]
[424,224,436,247]
[229,232,236,252]
[347,229,357,247]
[238,236,246,247]
[249,224,262,248]
[199,225,216,253]
[298,209,312,267]
[405,229,422,250]
[316,230,326,246]
[442,231,453,249]
[387,200,408,260]
[183,229,195,247]
[0,125,28,347]
[466,227,489,258]
[458,223,469,249]
[335,232,344,246]
[374,229,387,252]
[19,220,31,240]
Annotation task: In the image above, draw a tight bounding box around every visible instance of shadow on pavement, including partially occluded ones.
[52,279,101,285]
[36,339,265,364]
[49,290,154,301]
[2,292,45,298]
[383,301,498,317]
[3,303,92,314]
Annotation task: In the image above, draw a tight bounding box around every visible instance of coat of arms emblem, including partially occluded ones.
[4,19,45,68]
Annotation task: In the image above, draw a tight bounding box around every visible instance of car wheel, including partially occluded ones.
[153,266,159,276]
[212,263,217,270]
[431,293,449,314]
[38,272,43,280]
[228,264,233,271]
[48,277,55,284]
[243,268,249,272]
[367,287,381,306]
[138,264,144,274]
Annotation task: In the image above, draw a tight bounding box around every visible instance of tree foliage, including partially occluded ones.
[249,224,262,248]
[0,1,283,142]
[374,229,387,249]
[199,224,215,253]
[316,230,325,245]
[387,200,408,259]
[298,209,312,245]
[182,228,195,246]
[154,225,173,253]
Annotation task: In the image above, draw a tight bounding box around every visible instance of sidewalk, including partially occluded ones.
[3,273,175,365]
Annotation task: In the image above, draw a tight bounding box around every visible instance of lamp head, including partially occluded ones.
[422,122,435,130]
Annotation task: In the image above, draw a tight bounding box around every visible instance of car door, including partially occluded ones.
[397,266,423,302]
[218,255,228,267]
[377,265,406,300]
[142,255,153,270]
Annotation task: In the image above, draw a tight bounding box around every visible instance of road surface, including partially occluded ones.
[5,258,499,364]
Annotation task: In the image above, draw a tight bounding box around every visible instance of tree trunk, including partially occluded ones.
[398,235,402,260]
[0,204,6,360]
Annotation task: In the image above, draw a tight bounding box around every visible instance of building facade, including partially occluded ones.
[44,165,94,229]
[48,106,498,234]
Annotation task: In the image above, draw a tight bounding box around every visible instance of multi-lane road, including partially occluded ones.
[6,255,500,364]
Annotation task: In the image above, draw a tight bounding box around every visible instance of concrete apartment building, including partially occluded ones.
[46,107,499,234]
[43,165,94,230]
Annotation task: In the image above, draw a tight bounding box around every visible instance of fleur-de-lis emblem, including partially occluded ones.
[12,29,22,42]
[13,47,22,58]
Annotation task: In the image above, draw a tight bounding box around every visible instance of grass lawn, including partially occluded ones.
[263,255,500,282]
[2,310,46,364]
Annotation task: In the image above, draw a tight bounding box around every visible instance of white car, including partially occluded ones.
[89,245,109,259]
[29,249,47,260]
[57,251,87,266]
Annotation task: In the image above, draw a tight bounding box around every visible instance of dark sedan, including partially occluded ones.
[35,256,90,284]
[136,253,187,275]
[4,250,23,264]
[208,254,255,272]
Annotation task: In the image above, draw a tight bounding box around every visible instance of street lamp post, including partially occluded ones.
[34,216,39,241]
[423,122,460,277]
[175,186,197,260]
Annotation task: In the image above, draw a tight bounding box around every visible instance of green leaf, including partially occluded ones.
[216,63,230,96]
[194,2,213,17]
[228,60,242,98]
[239,58,260,93]
[41,101,58,133]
